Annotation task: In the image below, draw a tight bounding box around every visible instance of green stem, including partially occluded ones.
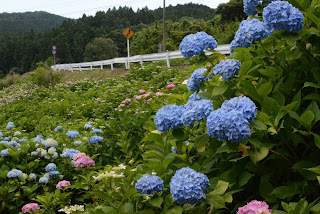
[260,42,289,73]
[270,149,293,166]
[208,205,215,214]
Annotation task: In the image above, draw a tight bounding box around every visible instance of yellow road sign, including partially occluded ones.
[123,28,134,39]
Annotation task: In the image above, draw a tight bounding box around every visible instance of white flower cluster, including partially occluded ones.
[93,164,126,181]
[58,205,84,214]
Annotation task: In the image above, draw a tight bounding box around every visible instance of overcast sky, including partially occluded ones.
[0,0,230,19]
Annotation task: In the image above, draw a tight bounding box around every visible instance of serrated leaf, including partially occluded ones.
[303,82,320,89]
[212,84,229,96]
[213,180,229,195]
[300,110,314,127]
[238,171,254,187]
[149,197,163,208]
[314,134,320,150]
[251,119,268,131]
[206,194,226,209]
[258,82,273,97]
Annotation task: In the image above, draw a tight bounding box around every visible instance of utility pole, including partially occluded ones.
[163,0,166,52]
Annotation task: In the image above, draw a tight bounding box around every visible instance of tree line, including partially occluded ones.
[0,1,245,75]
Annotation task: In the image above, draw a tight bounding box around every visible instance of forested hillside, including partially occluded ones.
[0,1,243,75]
[0,11,68,35]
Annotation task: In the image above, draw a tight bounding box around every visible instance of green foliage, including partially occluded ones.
[29,63,62,88]
[84,37,118,61]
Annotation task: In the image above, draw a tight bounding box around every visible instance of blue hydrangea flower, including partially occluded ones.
[89,135,103,144]
[54,126,64,131]
[170,167,210,205]
[66,131,79,139]
[9,141,20,148]
[213,59,241,81]
[42,138,58,148]
[207,109,251,143]
[135,175,164,195]
[74,141,82,146]
[6,122,15,130]
[243,0,260,16]
[7,169,23,179]
[52,152,58,159]
[263,1,304,32]
[1,149,10,157]
[187,92,206,104]
[20,138,27,143]
[4,137,9,141]
[39,176,49,184]
[221,96,257,123]
[92,129,103,134]
[187,68,210,92]
[29,173,37,181]
[154,105,185,132]
[230,18,272,53]
[45,163,56,172]
[62,149,81,159]
[179,32,217,58]
[0,132,2,138]
[0,141,9,145]
[49,171,60,177]
[33,135,44,143]
[84,124,93,129]
[182,99,214,128]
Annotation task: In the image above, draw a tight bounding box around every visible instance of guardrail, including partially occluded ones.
[51,44,230,72]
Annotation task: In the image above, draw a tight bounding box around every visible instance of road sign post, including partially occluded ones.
[52,45,57,65]
[123,28,134,69]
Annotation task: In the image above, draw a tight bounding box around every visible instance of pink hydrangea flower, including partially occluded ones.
[237,200,272,214]
[134,95,142,99]
[143,92,152,98]
[72,153,86,160]
[114,108,117,111]
[74,156,95,168]
[139,89,146,94]
[155,92,164,97]
[166,84,175,89]
[118,104,125,108]
[122,99,132,104]
[56,180,71,189]
[145,98,152,103]
[22,203,40,213]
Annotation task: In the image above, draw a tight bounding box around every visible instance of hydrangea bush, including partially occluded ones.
[0,0,319,213]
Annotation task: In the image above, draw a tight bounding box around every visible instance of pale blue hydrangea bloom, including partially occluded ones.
[207,109,251,143]
[187,92,206,104]
[9,141,20,148]
[213,59,241,81]
[1,149,10,157]
[179,32,217,58]
[6,122,15,130]
[187,68,211,92]
[42,138,58,148]
[7,169,23,179]
[33,135,44,143]
[66,131,79,139]
[230,18,272,53]
[263,1,304,32]
[135,175,164,195]
[52,152,59,159]
[45,163,56,172]
[74,141,82,146]
[39,176,49,184]
[54,126,64,131]
[221,96,257,123]
[170,167,210,205]
[84,124,93,129]
[49,171,60,177]
[0,141,9,145]
[29,173,37,181]
[20,138,27,143]
[4,137,9,141]
[61,149,81,159]
[154,105,185,132]
[243,0,276,16]
[89,135,103,144]
[0,132,3,138]
[92,129,103,134]
[182,99,214,127]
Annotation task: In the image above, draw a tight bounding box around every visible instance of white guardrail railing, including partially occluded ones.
[51,44,230,72]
